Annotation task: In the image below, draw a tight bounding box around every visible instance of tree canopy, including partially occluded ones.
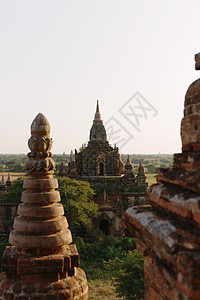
[4,177,25,203]
[57,177,97,230]
[4,176,97,231]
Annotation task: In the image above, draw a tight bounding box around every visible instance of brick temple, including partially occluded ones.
[122,53,200,299]
[0,113,88,299]
[59,101,147,236]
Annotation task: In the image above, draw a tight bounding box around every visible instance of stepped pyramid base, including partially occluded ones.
[0,245,88,299]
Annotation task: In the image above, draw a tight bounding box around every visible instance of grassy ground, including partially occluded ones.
[88,280,125,300]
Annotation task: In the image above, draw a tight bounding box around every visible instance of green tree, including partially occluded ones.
[0,240,10,271]
[108,249,144,299]
[4,176,98,232]
[57,177,97,230]
[4,177,25,203]
[146,164,157,174]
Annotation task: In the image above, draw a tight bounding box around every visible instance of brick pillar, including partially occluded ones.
[0,113,88,299]
[122,54,200,300]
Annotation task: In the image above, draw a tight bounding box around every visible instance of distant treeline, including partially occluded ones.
[0,153,173,174]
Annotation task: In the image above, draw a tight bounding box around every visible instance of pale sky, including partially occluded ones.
[0,0,200,154]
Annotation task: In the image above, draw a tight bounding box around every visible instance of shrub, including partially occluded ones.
[0,240,10,271]
[107,249,144,299]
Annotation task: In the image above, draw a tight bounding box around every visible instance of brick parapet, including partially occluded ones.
[122,54,200,299]
[122,204,200,299]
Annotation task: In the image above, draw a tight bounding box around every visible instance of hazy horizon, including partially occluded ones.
[1,0,200,154]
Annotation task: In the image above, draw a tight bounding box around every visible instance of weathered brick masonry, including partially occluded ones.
[0,113,88,299]
[122,53,200,299]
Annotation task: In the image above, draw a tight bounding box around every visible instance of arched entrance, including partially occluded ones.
[100,219,109,235]
[99,162,104,176]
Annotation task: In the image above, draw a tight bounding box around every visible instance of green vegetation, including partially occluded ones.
[1,173,144,299]
[0,240,10,271]
[121,154,173,175]
[0,154,173,175]
[0,234,144,299]
[3,176,97,232]
[0,154,27,172]
[75,234,144,299]
[107,250,144,299]
[4,177,25,203]
[0,154,70,173]
[57,177,97,230]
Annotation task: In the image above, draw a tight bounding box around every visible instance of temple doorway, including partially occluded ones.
[100,219,109,235]
[99,162,104,176]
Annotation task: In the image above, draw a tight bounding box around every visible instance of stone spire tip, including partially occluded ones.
[96,100,100,113]
[94,100,102,123]
[31,113,50,137]
[126,155,131,165]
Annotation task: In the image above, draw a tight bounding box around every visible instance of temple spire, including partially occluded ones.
[138,160,144,175]
[94,100,102,123]
[90,100,107,142]
[96,100,100,113]
[0,176,6,193]
[126,155,131,165]
[6,173,12,191]
[125,155,133,175]
[70,150,73,162]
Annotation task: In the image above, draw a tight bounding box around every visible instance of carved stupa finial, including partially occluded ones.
[9,113,72,250]
[26,113,55,176]
[31,113,50,137]
[2,113,88,299]
[195,52,200,70]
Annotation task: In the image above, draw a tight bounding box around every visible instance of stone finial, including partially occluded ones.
[1,113,88,299]
[138,160,144,175]
[9,113,72,250]
[136,160,146,187]
[31,112,50,137]
[90,100,107,142]
[26,113,55,176]
[94,100,102,123]
[70,149,73,162]
[125,155,133,174]
[126,155,131,165]
[195,52,200,70]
